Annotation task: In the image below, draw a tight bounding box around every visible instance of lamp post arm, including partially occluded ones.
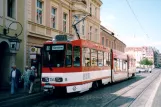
[8,21,23,37]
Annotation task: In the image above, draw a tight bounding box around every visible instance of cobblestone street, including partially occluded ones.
[31,69,160,107]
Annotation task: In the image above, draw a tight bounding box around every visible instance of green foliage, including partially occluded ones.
[139,58,153,66]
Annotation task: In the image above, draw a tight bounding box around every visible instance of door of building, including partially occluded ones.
[0,41,10,89]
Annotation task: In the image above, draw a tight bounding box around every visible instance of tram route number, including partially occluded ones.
[83,73,90,80]
[50,78,55,81]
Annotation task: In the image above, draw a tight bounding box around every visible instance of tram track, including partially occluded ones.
[101,71,161,107]
[32,71,160,107]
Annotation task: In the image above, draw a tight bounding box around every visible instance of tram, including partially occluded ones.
[41,35,136,94]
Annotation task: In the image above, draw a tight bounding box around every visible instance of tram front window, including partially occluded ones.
[43,44,65,67]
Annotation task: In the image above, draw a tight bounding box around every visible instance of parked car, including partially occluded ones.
[136,67,146,73]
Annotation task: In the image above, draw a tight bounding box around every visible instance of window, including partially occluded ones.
[37,0,43,24]
[63,13,67,32]
[91,49,97,66]
[90,26,92,40]
[7,0,16,19]
[114,59,117,71]
[82,48,90,66]
[82,20,85,35]
[73,46,81,67]
[102,37,104,45]
[114,42,116,49]
[90,3,92,15]
[95,29,97,40]
[116,59,120,71]
[109,41,111,48]
[95,7,97,17]
[65,44,72,67]
[106,39,108,47]
[112,42,113,49]
[98,51,103,66]
[43,44,66,67]
[120,59,123,71]
[104,52,110,66]
[51,7,57,29]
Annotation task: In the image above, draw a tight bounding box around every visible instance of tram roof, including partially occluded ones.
[44,39,110,52]
[113,49,128,60]
[72,39,110,52]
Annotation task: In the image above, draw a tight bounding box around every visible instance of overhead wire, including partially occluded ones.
[125,0,149,39]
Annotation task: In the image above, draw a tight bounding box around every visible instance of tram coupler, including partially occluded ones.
[43,85,55,94]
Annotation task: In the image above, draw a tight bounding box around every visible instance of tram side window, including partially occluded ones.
[114,58,117,71]
[117,59,120,71]
[65,44,72,67]
[91,49,97,66]
[82,47,90,66]
[98,51,103,66]
[123,60,127,71]
[104,52,110,66]
[108,53,111,66]
[120,59,123,71]
[73,46,80,67]
[104,52,107,66]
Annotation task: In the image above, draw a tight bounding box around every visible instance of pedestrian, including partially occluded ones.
[29,66,36,94]
[10,65,21,94]
[22,66,30,92]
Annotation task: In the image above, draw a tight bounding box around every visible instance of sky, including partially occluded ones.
[100,0,161,52]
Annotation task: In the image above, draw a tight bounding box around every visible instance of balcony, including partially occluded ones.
[71,0,88,13]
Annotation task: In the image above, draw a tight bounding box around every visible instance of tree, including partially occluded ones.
[139,58,153,66]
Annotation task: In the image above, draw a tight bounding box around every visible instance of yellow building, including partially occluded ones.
[26,0,102,75]
[0,0,25,88]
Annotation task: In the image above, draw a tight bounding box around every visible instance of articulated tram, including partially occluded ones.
[41,35,136,94]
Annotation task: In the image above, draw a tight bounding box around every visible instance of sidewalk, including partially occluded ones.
[151,78,161,107]
[0,78,42,103]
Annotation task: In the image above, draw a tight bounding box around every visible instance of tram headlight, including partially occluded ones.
[55,77,63,82]
[42,77,49,82]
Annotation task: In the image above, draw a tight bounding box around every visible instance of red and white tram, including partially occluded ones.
[41,35,136,94]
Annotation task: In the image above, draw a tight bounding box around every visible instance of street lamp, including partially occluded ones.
[3,21,23,51]
[9,37,20,51]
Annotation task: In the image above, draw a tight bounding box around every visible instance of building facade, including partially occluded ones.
[100,25,126,52]
[156,53,161,67]
[0,0,25,88]
[153,48,160,67]
[27,0,102,75]
[125,46,154,67]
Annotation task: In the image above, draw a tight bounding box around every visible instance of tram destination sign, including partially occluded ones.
[52,45,64,50]
[55,35,68,41]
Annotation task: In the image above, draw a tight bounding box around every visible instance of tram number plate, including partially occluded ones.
[44,85,54,89]
[83,73,90,80]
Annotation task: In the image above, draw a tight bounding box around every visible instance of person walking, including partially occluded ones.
[10,65,21,94]
[22,66,30,92]
[29,66,36,94]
